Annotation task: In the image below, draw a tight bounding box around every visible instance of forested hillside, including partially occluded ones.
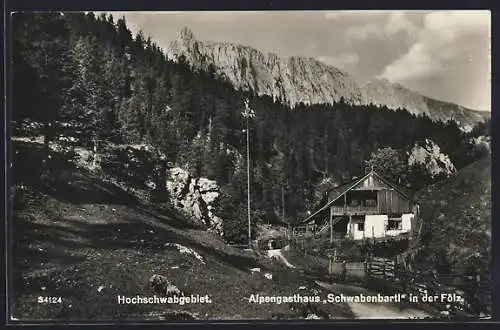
[12,12,490,243]
[166,27,489,130]
[412,155,491,298]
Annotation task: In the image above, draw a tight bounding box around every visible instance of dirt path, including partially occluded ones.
[266,249,431,319]
[316,281,431,319]
[267,249,296,268]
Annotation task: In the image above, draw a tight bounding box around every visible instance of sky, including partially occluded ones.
[108,10,491,111]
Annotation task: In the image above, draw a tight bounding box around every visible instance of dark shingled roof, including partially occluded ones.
[300,171,415,224]
[326,177,363,201]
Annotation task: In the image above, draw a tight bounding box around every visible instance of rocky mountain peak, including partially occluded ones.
[178,27,195,41]
[361,78,431,116]
[167,28,364,106]
[166,27,489,129]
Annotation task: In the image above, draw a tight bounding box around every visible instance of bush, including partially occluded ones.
[337,240,366,262]
[12,184,28,210]
[101,147,155,190]
[256,235,288,250]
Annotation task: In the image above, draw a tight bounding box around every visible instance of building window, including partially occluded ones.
[357,223,364,231]
[365,199,377,207]
[351,199,359,206]
[387,218,402,230]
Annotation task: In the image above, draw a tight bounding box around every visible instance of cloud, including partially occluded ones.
[317,53,360,69]
[324,12,343,20]
[422,10,490,35]
[378,42,439,81]
[345,24,382,40]
[124,11,185,15]
[343,11,417,41]
[379,11,490,82]
[384,11,417,37]
[305,41,318,54]
[109,10,264,24]
[325,10,387,20]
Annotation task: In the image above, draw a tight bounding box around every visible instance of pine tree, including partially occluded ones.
[11,12,484,238]
[68,35,110,155]
[12,13,71,173]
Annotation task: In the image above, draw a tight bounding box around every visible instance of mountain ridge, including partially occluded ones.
[166,27,489,130]
[167,27,365,106]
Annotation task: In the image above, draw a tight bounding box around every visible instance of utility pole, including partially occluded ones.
[242,99,255,248]
[330,211,333,244]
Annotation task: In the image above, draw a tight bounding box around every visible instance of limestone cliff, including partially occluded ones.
[167,27,364,106]
[407,139,456,178]
[167,27,489,130]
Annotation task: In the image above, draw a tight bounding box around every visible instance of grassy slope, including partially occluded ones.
[10,141,354,321]
[414,155,491,272]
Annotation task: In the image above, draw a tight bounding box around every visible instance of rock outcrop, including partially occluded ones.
[471,136,491,153]
[361,78,432,117]
[166,167,224,235]
[167,27,489,130]
[149,274,183,297]
[407,139,456,178]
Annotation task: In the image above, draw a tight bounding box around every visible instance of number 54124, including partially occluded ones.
[38,296,62,304]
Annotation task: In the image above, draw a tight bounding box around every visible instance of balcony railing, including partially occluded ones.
[331,204,379,215]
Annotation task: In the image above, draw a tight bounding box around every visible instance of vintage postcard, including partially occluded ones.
[8,10,491,322]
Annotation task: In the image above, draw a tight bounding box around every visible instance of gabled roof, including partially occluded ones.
[300,170,414,224]
[369,171,413,201]
[325,177,364,201]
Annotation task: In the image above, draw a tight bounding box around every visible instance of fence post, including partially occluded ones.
[382,260,386,281]
[303,236,309,257]
[364,260,369,287]
[393,258,398,281]
[342,261,347,281]
[476,273,482,315]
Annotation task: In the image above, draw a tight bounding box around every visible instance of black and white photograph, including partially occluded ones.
[9,10,491,322]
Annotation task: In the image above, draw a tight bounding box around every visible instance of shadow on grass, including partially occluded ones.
[13,141,137,204]
[12,141,261,272]
[12,198,262,288]
[12,141,334,319]
[11,206,266,320]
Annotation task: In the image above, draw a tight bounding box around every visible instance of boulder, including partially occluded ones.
[149,274,183,297]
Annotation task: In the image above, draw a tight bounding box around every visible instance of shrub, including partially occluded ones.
[12,184,28,210]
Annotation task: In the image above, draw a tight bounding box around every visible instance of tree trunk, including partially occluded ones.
[92,135,98,169]
[281,184,285,223]
[153,153,168,203]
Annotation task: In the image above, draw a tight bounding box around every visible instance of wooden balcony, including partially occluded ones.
[331,204,379,215]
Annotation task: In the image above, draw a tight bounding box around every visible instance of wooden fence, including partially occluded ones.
[368,257,396,280]
[328,260,367,280]
[287,225,317,238]
[477,272,492,314]
[327,257,490,316]
[327,257,392,280]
